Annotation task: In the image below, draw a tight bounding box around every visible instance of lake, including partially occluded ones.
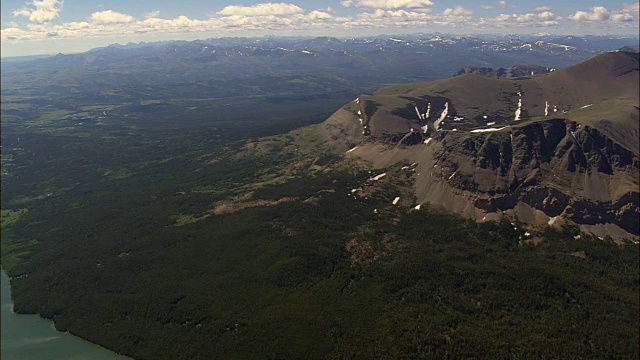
[1,271,132,360]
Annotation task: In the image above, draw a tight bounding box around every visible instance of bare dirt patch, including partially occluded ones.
[303,196,320,205]
[208,197,298,215]
[570,251,588,259]
[235,191,255,202]
[522,237,545,247]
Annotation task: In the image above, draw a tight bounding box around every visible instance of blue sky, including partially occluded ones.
[1,1,638,57]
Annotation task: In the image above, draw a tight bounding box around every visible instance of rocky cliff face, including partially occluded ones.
[426,119,639,235]
[320,51,639,240]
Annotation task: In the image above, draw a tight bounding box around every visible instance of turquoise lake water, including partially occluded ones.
[1,271,132,360]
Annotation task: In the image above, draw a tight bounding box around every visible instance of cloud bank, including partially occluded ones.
[2,1,638,42]
[341,0,434,9]
[91,10,134,24]
[12,0,63,24]
[217,3,304,16]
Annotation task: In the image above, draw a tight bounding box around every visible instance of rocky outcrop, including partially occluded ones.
[320,51,639,240]
[431,120,639,235]
[338,118,639,239]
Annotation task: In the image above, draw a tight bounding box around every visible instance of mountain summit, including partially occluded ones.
[321,50,639,240]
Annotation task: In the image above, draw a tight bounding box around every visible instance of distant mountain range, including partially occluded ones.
[455,64,554,79]
[2,34,637,108]
[320,50,639,240]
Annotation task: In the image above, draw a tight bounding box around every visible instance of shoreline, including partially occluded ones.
[1,270,134,360]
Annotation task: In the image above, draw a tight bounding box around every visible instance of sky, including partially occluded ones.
[1,0,639,57]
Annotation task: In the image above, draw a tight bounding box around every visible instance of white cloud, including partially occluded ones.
[566,3,639,23]
[307,10,333,20]
[443,6,473,17]
[481,5,494,10]
[537,11,557,21]
[534,6,550,12]
[12,8,32,17]
[479,11,561,27]
[439,6,473,25]
[61,21,90,30]
[341,0,433,9]
[138,16,209,31]
[612,13,635,21]
[1,27,34,40]
[91,10,134,24]
[342,8,434,29]
[498,1,515,9]
[12,0,63,24]
[568,6,610,21]
[217,3,303,16]
[361,9,427,19]
[26,23,48,31]
[2,7,347,43]
[144,11,160,19]
[620,2,640,19]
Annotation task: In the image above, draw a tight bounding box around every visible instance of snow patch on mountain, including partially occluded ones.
[434,102,448,131]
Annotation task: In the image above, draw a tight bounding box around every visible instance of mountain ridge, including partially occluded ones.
[455,64,554,79]
[319,50,639,240]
